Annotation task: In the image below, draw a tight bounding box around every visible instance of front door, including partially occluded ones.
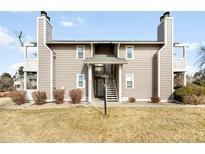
[95,78,104,97]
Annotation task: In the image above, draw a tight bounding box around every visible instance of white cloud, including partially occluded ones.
[0,25,35,53]
[60,16,85,28]
[60,20,75,27]
[9,62,24,75]
[187,42,205,52]
[186,63,200,76]
[76,17,85,24]
[0,26,16,46]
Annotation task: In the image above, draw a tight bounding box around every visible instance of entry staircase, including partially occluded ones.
[106,76,118,102]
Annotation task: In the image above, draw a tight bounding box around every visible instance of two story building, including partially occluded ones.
[23,11,187,102]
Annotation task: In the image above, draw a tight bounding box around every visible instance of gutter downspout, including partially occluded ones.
[43,17,55,101]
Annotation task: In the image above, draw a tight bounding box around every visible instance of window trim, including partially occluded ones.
[76,45,85,60]
[125,45,134,60]
[76,74,85,88]
[125,74,134,89]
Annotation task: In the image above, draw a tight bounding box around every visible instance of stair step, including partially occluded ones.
[106,77,118,101]
[107,99,118,102]
[107,93,117,95]
[107,98,118,99]
[107,96,117,98]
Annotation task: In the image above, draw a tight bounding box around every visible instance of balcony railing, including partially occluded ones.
[173,58,186,71]
[24,59,37,72]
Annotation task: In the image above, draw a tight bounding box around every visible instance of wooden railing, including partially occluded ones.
[173,58,186,71]
[24,59,37,72]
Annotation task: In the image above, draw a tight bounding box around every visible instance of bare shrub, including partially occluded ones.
[183,95,201,105]
[0,92,4,97]
[4,91,11,97]
[0,91,11,97]
[69,89,83,104]
[151,96,160,103]
[10,90,27,105]
[53,89,64,104]
[128,97,136,103]
[199,95,205,104]
[32,91,47,105]
[175,84,205,102]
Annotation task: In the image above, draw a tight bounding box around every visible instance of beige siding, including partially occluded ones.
[51,44,91,100]
[46,22,52,41]
[157,20,165,42]
[119,44,160,99]
[160,18,173,100]
[153,55,158,97]
[38,18,51,99]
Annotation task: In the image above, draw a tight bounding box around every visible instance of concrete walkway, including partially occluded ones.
[87,100,205,108]
[1,97,205,109]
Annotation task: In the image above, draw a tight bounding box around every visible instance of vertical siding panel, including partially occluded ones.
[120,44,159,100]
[160,19,173,100]
[38,18,51,99]
[51,44,91,100]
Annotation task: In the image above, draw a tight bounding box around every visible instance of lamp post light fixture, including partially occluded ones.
[103,74,109,115]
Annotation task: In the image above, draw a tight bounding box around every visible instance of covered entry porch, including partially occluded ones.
[84,54,127,103]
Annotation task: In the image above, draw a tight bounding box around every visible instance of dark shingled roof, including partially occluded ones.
[83,55,128,64]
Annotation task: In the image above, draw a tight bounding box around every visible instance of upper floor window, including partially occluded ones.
[76,74,85,88]
[126,74,134,89]
[126,46,134,60]
[76,45,85,60]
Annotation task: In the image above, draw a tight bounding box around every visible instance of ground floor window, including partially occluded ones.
[76,74,85,88]
[27,72,37,89]
[126,74,134,89]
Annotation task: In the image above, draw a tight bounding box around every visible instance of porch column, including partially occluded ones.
[24,72,27,90]
[88,64,92,102]
[183,72,187,86]
[119,64,122,102]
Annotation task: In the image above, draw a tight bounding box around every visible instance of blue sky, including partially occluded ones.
[0,11,204,75]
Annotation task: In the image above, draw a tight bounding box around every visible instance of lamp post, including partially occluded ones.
[103,75,109,115]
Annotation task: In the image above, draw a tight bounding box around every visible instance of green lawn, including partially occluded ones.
[0,106,205,142]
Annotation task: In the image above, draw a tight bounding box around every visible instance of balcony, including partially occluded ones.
[173,43,188,72]
[24,59,37,72]
[173,58,186,72]
[23,43,37,72]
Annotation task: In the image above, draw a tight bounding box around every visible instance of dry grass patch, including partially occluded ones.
[0,97,13,106]
[0,107,205,142]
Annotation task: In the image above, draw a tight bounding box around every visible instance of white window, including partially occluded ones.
[126,46,134,60]
[76,45,85,60]
[126,74,134,89]
[76,74,85,88]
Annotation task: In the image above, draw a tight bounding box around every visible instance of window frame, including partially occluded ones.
[76,74,85,88]
[125,74,134,89]
[76,45,85,60]
[125,45,134,60]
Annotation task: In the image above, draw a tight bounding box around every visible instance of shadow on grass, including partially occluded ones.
[89,106,110,117]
